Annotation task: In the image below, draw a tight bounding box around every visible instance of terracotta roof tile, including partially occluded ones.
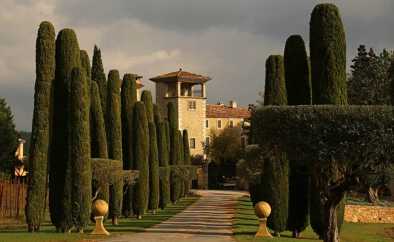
[206,104,251,119]
[150,69,211,83]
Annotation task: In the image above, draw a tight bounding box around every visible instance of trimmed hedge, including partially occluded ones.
[141,90,154,123]
[26,21,55,232]
[50,28,81,231]
[253,105,394,239]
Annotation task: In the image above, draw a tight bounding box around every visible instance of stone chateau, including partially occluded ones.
[137,69,251,157]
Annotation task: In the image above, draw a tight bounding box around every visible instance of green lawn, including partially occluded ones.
[0,195,198,242]
[234,196,394,242]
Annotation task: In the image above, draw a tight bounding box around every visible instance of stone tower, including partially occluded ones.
[150,69,211,156]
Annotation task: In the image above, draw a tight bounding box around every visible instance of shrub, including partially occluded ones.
[148,122,160,212]
[50,28,80,231]
[91,45,107,122]
[264,55,287,105]
[26,21,55,232]
[158,121,171,208]
[69,67,91,232]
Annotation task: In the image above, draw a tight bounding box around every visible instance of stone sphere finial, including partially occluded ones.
[255,201,271,219]
[92,199,109,217]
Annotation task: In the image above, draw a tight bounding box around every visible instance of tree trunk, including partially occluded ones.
[366,187,379,204]
[324,203,340,242]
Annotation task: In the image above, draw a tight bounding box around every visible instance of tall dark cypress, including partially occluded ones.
[133,102,149,218]
[148,122,160,213]
[80,50,91,81]
[90,81,109,202]
[69,68,91,232]
[49,28,81,231]
[178,130,185,198]
[310,4,347,240]
[26,21,55,232]
[264,55,287,105]
[183,129,191,195]
[141,90,154,123]
[153,104,161,127]
[261,54,288,235]
[390,59,394,105]
[106,70,123,225]
[167,102,180,203]
[158,121,171,208]
[284,35,311,238]
[121,74,137,217]
[91,45,107,122]
[310,4,347,105]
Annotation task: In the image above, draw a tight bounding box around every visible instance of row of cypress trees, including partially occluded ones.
[26,21,192,232]
[253,3,347,239]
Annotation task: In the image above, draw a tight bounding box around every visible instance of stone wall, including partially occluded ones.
[344,204,394,223]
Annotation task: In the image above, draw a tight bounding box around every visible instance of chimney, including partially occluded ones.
[229,100,237,108]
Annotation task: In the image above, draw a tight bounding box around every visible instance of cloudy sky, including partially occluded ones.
[1,0,394,130]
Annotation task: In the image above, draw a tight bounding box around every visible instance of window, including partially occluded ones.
[206,120,209,128]
[190,138,196,149]
[188,101,196,110]
[229,120,234,128]
[217,120,222,129]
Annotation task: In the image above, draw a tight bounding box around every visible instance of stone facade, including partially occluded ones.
[344,205,394,223]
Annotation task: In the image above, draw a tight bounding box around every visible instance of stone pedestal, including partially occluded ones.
[91,216,110,236]
[255,218,272,238]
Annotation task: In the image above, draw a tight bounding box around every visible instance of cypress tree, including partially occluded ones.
[284,35,311,237]
[167,102,180,203]
[90,81,108,159]
[141,90,154,123]
[310,4,347,240]
[91,45,107,122]
[284,35,311,105]
[264,55,287,106]
[153,104,161,127]
[133,102,149,218]
[90,81,109,202]
[69,68,91,232]
[261,54,288,235]
[106,70,123,225]
[389,60,394,105]
[178,131,185,198]
[158,121,171,209]
[183,130,191,195]
[148,122,160,213]
[49,28,80,231]
[121,74,138,217]
[26,21,55,232]
[80,50,91,81]
[310,3,347,105]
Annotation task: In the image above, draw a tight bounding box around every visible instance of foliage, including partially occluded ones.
[141,90,154,123]
[183,130,191,194]
[49,28,81,231]
[148,122,160,211]
[79,50,91,81]
[91,45,107,123]
[207,127,243,166]
[158,121,171,209]
[284,34,311,237]
[90,82,108,159]
[284,35,311,105]
[133,102,149,217]
[310,3,347,105]
[121,73,138,217]
[264,55,287,105]
[69,67,91,231]
[167,102,180,203]
[348,45,393,105]
[26,21,55,232]
[106,70,123,221]
[253,105,394,241]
